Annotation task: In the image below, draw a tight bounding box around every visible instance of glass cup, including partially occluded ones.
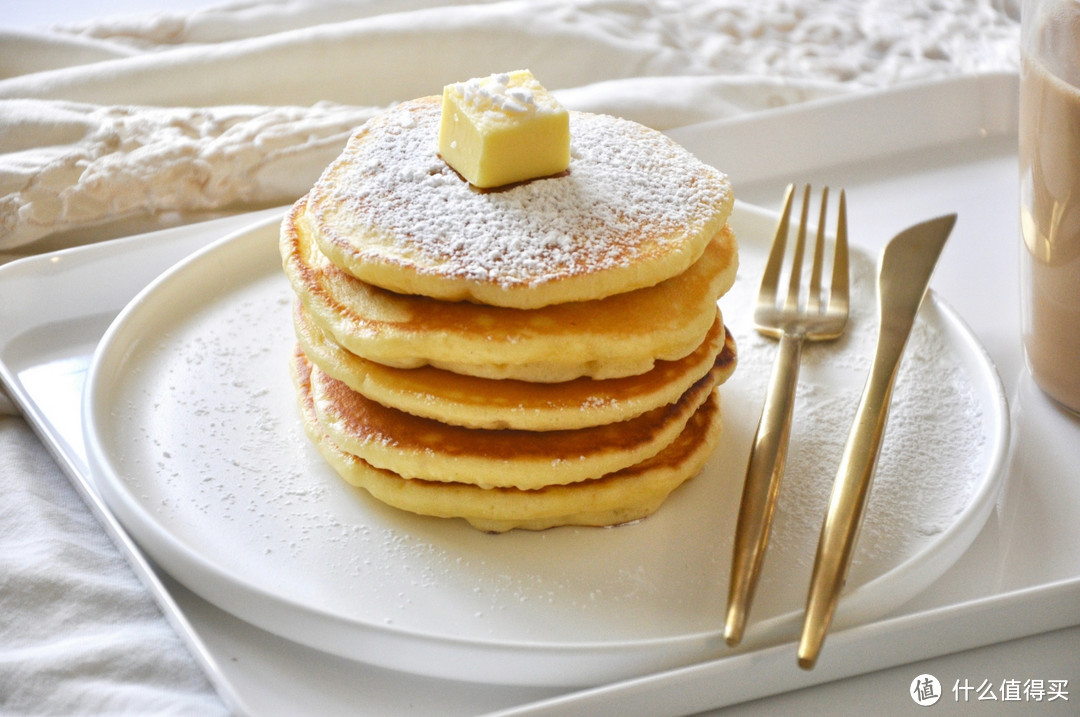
[1020,0,1080,414]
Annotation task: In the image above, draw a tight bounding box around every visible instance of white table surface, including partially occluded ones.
[3,3,1077,716]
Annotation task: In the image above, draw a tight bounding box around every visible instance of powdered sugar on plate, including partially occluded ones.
[724,230,986,589]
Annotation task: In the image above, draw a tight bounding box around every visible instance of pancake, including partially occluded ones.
[292,351,724,532]
[280,80,740,532]
[303,95,733,309]
[306,344,728,490]
[282,196,739,382]
[295,299,736,430]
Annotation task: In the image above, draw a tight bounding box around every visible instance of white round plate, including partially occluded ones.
[83,201,1009,687]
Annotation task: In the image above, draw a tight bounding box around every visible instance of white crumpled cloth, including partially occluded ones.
[0,1,1018,714]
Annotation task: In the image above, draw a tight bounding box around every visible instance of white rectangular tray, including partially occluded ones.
[2,72,1078,716]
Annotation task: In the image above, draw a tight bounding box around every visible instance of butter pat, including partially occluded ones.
[438,70,570,188]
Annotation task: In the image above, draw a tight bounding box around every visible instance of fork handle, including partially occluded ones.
[724,330,804,646]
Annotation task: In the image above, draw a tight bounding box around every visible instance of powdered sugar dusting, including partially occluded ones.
[311,98,731,288]
[724,240,987,590]
[452,72,550,116]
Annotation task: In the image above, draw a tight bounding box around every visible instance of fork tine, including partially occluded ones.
[808,187,830,314]
[829,189,850,315]
[783,185,812,313]
[758,184,796,308]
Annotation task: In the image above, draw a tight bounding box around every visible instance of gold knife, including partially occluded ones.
[797,213,957,669]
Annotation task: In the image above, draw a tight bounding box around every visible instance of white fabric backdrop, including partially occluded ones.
[0,1,1019,714]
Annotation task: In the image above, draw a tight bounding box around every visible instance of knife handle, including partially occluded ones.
[796,343,902,669]
[796,212,954,669]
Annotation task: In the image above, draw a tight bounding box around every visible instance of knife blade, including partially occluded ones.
[797,213,957,669]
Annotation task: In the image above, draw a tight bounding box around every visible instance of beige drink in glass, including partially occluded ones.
[1020,0,1080,414]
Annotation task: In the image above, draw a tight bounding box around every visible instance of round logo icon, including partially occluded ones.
[911,673,942,706]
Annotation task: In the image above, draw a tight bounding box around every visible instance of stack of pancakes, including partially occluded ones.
[280,95,738,532]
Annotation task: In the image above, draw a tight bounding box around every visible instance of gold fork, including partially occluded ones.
[724,184,850,647]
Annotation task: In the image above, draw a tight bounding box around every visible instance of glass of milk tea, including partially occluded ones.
[1020,0,1080,414]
